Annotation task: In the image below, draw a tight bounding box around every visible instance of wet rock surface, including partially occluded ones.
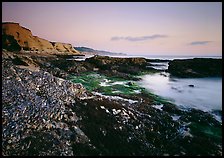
[168,58,222,77]
[2,52,159,80]
[2,58,88,156]
[2,51,222,156]
[83,55,159,80]
[71,93,222,156]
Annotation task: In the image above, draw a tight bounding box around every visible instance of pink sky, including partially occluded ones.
[2,2,222,56]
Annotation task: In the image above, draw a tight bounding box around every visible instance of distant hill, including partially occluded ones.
[75,47,126,56]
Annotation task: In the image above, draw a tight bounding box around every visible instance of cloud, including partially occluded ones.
[111,36,124,41]
[111,34,168,42]
[189,41,212,45]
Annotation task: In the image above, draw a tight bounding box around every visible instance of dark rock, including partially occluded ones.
[146,59,171,62]
[83,55,158,79]
[86,55,147,67]
[12,56,29,66]
[160,72,168,77]
[168,58,222,78]
[127,81,134,86]
[68,65,87,73]
[56,54,85,59]
[2,52,222,156]
[2,34,21,52]
[188,84,194,87]
[85,55,148,74]
[2,58,88,156]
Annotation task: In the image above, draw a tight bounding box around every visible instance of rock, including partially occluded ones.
[51,42,80,54]
[2,58,90,156]
[12,56,29,66]
[93,68,99,71]
[2,22,81,55]
[2,52,222,156]
[2,34,21,51]
[127,81,134,86]
[84,55,151,79]
[168,58,222,77]
[68,66,87,73]
[188,84,194,87]
[86,55,147,68]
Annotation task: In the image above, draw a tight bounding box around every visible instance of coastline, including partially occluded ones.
[106,54,222,60]
[2,51,222,156]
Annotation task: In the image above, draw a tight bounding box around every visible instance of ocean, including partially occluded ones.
[138,72,222,122]
[109,54,222,60]
[128,54,222,122]
[73,54,222,122]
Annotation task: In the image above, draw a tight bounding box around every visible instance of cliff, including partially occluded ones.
[51,42,80,54]
[2,22,80,55]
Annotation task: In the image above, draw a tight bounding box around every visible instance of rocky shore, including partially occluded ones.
[2,51,222,156]
[168,58,222,77]
[2,57,89,156]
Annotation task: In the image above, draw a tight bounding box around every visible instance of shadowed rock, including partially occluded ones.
[2,34,21,51]
[85,55,156,78]
[2,52,222,156]
[168,58,222,77]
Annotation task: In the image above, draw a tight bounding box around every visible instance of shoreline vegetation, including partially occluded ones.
[2,50,222,156]
[2,22,222,156]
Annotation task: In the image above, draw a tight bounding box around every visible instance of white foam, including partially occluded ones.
[112,90,121,93]
[99,82,110,87]
[111,81,127,85]
[171,115,180,121]
[133,90,141,94]
[92,92,138,104]
[152,104,163,111]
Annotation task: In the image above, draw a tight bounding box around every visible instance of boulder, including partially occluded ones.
[85,55,147,72]
[168,58,222,77]
[86,55,147,66]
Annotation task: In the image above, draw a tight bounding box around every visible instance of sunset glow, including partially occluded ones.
[2,2,222,56]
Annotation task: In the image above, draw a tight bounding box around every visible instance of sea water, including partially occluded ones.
[138,72,222,112]
[135,55,222,122]
[74,54,222,121]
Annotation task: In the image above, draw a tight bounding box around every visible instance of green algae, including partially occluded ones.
[69,72,101,91]
[69,72,172,105]
[69,72,222,155]
[189,122,222,140]
[69,72,145,96]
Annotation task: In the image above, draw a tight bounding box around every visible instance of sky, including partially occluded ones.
[2,2,222,56]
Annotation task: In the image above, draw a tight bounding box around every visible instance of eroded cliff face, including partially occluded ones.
[2,22,80,55]
[51,42,80,54]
